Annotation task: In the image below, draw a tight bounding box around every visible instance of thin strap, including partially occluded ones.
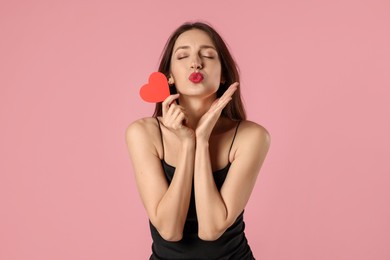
[228,121,241,163]
[155,117,164,159]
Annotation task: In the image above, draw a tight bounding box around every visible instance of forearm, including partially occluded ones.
[194,140,230,240]
[154,140,195,241]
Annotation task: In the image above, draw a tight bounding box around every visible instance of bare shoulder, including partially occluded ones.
[230,120,271,170]
[125,117,160,153]
[125,117,159,140]
[237,120,271,145]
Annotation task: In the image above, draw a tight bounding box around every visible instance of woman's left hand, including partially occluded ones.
[195,82,239,141]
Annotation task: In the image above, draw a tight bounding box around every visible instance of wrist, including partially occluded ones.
[196,138,209,146]
[181,139,196,149]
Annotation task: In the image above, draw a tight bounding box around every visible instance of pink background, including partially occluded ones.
[1,0,389,259]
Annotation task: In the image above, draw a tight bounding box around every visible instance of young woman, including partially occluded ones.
[126,21,270,260]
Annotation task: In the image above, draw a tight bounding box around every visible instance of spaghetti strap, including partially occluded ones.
[228,121,241,163]
[155,117,164,160]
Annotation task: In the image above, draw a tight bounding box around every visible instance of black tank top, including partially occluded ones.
[149,118,255,260]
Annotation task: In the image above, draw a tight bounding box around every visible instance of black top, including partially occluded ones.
[150,118,255,260]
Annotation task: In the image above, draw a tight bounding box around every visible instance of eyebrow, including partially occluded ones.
[173,45,217,54]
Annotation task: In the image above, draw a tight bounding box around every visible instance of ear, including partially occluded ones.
[168,75,174,85]
[220,76,226,85]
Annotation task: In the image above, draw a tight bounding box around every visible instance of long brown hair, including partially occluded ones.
[152,21,246,120]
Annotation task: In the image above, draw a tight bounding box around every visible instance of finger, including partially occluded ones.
[171,107,183,120]
[168,110,186,129]
[176,113,187,127]
[223,82,239,98]
[167,103,185,118]
[218,83,238,105]
[216,97,233,111]
[162,94,180,116]
[218,99,231,110]
[167,102,182,118]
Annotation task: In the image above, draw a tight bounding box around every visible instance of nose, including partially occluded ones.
[190,56,203,70]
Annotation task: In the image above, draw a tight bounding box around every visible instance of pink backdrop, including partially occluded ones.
[1,0,389,259]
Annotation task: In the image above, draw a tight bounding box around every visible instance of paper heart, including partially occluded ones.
[139,72,170,103]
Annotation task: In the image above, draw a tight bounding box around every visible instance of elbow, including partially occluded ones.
[151,216,184,242]
[159,230,183,242]
[198,227,224,241]
[198,218,235,241]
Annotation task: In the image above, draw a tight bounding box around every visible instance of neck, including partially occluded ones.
[178,94,216,129]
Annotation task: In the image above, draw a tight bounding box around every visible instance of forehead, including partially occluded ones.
[173,29,216,50]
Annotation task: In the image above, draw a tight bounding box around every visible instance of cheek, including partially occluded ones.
[170,63,183,80]
[210,67,222,81]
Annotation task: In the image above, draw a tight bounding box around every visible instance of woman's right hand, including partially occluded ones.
[161,94,195,143]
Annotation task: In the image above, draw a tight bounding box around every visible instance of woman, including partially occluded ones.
[126,21,270,260]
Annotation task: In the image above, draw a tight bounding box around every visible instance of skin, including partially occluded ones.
[126,29,271,242]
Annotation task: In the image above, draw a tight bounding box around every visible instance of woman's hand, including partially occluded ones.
[195,82,238,142]
[161,94,195,143]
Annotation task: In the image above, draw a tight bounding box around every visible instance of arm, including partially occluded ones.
[126,94,195,241]
[194,123,271,241]
[126,119,195,241]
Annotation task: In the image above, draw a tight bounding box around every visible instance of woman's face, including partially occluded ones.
[169,29,222,98]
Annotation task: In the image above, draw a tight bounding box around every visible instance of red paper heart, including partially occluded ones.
[139,72,170,103]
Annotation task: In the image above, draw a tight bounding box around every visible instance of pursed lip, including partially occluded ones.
[189,72,204,83]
